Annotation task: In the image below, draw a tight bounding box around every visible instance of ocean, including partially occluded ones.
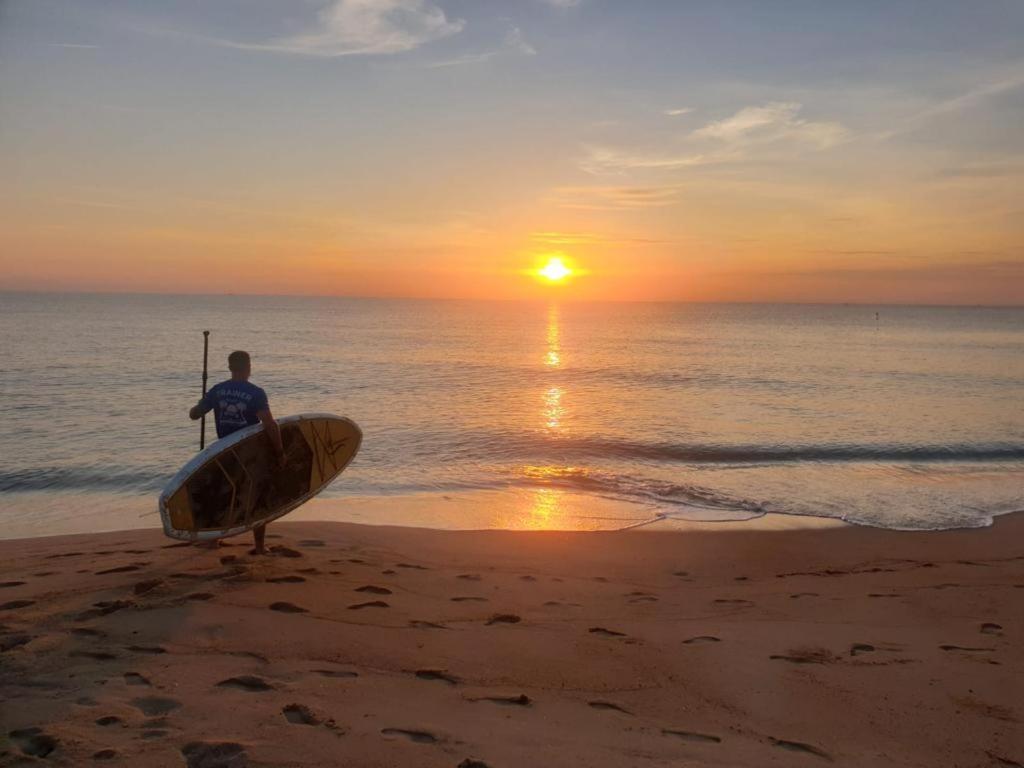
[1,293,1022,538]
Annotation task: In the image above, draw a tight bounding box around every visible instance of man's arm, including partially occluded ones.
[189,400,209,421]
[258,408,286,468]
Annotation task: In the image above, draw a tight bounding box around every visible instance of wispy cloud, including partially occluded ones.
[215,0,464,57]
[664,107,693,117]
[579,145,714,175]
[546,185,682,210]
[423,25,535,68]
[581,101,847,175]
[692,101,846,148]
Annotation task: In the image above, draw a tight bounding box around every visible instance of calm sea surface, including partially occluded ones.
[1,293,1022,536]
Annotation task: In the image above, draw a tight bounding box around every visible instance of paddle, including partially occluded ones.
[200,330,210,450]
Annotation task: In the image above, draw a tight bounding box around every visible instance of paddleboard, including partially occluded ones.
[159,413,361,541]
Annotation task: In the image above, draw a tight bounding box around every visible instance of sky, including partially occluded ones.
[1,0,1022,304]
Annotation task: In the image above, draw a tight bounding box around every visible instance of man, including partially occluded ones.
[189,350,285,554]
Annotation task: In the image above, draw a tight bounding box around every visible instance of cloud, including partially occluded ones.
[693,101,847,148]
[580,101,847,175]
[423,25,535,68]
[546,185,682,210]
[579,145,714,175]
[219,0,464,57]
[664,107,693,117]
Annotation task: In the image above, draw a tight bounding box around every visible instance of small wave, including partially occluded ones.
[0,467,164,494]
[470,434,1024,464]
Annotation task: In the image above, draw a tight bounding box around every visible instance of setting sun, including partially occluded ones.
[538,257,572,282]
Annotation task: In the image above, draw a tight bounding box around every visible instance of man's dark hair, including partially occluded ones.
[228,350,251,373]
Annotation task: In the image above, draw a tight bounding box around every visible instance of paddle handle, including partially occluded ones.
[200,330,210,450]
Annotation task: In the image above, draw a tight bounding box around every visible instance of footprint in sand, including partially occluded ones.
[980,623,1003,636]
[939,644,994,652]
[132,579,163,596]
[217,675,273,692]
[186,592,214,601]
[299,540,326,547]
[1,634,32,652]
[471,694,531,707]
[313,669,358,678]
[520,575,537,582]
[850,643,875,656]
[588,701,631,714]
[409,620,446,630]
[93,749,117,759]
[790,592,819,599]
[486,614,521,625]
[683,636,721,645]
[349,600,390,610]
[283,704,320,725]
[381,569,397,575]
[397,563,429,570]
[355,585,392,595]
[269,546,303,558]
[269,602,308,613]
[131,697,181,716]
[297,568,321,575]
[457,574,482,581]
[124,672,151,686]
[71,650,118,661]
[267,575,306,584]
[8,728,57,758]
[772,738,831,760]
[451,596,488,603]
[0,581,26,588]
[662,729,721,744]
[381,728,437,744]
[95,565,143,575]
[589,627,627,637]
[76,600,132,621]
[71,627,104,638]
[458,760,491,768]
[181,742,247,768]
[95,716,122,726]
[1,600,36,610]
[415,669,460,685]
[770,647,838,664]
[127,645,167,655]
[714,599,754,607]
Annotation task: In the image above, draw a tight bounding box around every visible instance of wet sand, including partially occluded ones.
[1,514,1022,767]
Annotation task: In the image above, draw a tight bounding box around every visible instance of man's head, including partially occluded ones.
[228,350,251,379]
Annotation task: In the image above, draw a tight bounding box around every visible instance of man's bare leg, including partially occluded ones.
[251,524,267,555]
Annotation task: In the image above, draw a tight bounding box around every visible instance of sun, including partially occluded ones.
[538,256,572,282]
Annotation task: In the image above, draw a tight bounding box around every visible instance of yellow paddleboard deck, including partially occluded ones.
[159,413,361,541]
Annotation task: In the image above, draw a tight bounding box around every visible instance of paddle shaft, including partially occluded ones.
[200,330,210,450]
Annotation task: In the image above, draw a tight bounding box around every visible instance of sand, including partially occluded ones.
[1,514,1022,767]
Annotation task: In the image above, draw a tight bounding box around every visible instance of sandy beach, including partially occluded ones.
[1,514,1021,767]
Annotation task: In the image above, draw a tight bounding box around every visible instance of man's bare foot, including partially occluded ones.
[249,546,267,556]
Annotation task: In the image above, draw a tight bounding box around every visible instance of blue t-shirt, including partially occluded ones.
[199,379,269,439]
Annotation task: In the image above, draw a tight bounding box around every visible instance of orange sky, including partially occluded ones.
[1,1,1022,304]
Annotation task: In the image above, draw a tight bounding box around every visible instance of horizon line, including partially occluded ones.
[1,288,1021,310]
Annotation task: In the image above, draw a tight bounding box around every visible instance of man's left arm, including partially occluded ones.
[189,391,214,421]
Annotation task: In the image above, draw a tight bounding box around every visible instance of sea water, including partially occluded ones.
[1,293,1021,536]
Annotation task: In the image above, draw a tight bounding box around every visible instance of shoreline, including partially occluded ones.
[3,488,1022,542]
[2,514,1022,766]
